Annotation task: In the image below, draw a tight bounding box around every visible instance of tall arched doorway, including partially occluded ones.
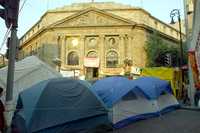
[85,51,99,80]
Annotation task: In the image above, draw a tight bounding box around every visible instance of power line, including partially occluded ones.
[19,0,28,15]
[0,24,12,52]
[0,0,28,53]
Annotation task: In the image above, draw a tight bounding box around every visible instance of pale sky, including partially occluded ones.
[0,0,184,54]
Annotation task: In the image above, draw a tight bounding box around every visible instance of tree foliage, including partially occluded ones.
[0,64,5,69]
[145,31,187,67]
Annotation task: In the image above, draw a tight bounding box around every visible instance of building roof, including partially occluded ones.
[20,2,184,47]
[50,2,138,12]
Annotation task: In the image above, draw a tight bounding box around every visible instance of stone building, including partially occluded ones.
[19,2,183,79]
[0,56,6,67]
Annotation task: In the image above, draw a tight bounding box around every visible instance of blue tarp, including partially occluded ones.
[12,78,110,133]
[91,76,173,108]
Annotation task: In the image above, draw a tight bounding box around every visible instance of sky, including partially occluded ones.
[0,0,184,54]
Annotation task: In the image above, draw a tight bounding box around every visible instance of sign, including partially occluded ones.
[196,32,200,72]
[84,57,99,68]
[60,70,80,77]
[188,50,200,85]
[131,67,141,75]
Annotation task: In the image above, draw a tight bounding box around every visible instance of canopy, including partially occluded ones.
[12,78,109,133]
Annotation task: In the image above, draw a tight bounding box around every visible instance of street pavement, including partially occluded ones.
[111,109,200,133]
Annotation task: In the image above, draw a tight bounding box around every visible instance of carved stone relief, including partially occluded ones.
[61,11,127,27]
[106,36,119,50]
[86,36,99,50]
[66,37,80,50]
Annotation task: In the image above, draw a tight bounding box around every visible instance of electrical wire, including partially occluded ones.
[19,0,28,15]
[0,24,12,52]
[0,0,28,54]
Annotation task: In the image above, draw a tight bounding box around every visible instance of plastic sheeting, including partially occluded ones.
[140,67,180,96]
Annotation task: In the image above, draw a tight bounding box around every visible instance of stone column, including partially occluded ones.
[57,36,61,59]
[60,36,66,69]
[99,35,105,72]
[119,34,125,65]
[127,35,133,60]
[79,36,85,75]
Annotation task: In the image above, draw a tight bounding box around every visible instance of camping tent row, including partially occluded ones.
[4,59,178,133]
[12,77,179,132]
[91,77,180,128]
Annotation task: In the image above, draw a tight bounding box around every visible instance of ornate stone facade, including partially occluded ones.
[19,2,182,79]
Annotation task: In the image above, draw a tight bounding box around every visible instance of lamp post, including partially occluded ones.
[170,9,184,98]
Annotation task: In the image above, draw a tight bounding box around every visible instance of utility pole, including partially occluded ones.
[6,27,18,101]
[0,0,20,102]
[0,0,20,126]
[170,9,184,98]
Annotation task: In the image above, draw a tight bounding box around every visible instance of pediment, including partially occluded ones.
[52,8,135,27]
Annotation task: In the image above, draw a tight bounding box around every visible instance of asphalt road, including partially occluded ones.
[111,109,200,133]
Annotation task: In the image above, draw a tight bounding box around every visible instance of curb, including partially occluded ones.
[180,106,200,111]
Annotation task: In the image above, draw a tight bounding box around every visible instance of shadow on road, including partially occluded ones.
[110,109,200,133]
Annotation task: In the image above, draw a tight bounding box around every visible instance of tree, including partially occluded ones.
[145,31,182,67]
[0,64,5,68]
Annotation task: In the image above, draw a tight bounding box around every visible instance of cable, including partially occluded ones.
[0,24,12,52]
[0,0,28,53]
[19,0,28,15]
[0,29,9,51]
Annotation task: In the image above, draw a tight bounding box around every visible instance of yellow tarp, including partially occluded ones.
[141,67,181,96]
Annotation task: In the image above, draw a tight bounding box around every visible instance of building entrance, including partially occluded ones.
[86,67,99,80]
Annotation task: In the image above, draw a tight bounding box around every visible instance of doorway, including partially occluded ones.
[86,67,99,80]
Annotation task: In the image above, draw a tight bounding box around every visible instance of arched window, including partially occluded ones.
[67,51,79,65]
[87,51,98,58]
[106,51,118,68]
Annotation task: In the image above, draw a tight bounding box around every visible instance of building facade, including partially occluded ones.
[0,56,5,67]
[19,2,182,79]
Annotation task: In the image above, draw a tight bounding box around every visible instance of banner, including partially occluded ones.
[84,57,99,68]
[195,32,200,72]
[188,50,200,86]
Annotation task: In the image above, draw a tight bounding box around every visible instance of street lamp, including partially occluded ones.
[170,9,184,98]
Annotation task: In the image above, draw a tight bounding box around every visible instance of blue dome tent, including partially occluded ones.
[91,76,179,128]
[11,78,111,133]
